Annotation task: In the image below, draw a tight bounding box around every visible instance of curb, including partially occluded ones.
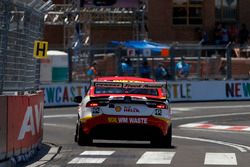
[25,143,61,167]
[0,143,61,167]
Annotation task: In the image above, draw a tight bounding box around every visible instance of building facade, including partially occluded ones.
[44,0,250,49]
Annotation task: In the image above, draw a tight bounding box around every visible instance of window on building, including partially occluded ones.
[215,0,238,22]
[173,0,203,25]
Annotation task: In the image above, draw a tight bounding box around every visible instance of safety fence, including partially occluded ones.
[65,43,250,82]
[0,0,45,95]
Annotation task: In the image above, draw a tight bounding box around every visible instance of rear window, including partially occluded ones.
[94,87,159,96]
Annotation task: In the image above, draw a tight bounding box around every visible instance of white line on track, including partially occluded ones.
[173,112,250,120]
[44,123,75,129]
[44,105,250,119]
[172,104,250,111]
[44,114,77,119]
[173,135,250,152]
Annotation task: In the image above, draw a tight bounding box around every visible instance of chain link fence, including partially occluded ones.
[0,0,46,95]
[68,43,250,82]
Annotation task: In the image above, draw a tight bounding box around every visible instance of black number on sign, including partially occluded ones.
[155,109,162,116]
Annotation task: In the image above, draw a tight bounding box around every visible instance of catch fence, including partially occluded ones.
[0,0,45,95]
[69,43,250,82]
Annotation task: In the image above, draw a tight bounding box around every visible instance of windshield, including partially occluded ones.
[94,87,159,96]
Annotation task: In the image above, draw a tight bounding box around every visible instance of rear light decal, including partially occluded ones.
[86,102,99,107]
[156,104,167,109]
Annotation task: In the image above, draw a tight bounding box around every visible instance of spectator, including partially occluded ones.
[155,63,168,81]
[86,61,98,80]
[175,57,190,79]
[120,58,134,76]
[139,58,151,78]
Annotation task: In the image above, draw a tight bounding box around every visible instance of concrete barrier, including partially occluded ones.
[0,91,44,166]
[0,96,7,161]
[7,91,44,158]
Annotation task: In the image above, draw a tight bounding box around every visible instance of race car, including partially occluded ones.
[74,76,172,147]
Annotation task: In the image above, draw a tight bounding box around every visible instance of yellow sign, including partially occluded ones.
[33,40,48,59]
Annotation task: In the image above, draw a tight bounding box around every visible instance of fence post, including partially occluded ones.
[0,1,10,94]
[226,43,232,80]
[169,46,176,80]
[68,48,72,82]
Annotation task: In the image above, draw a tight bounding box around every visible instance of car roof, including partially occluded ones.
[93,76,155,82]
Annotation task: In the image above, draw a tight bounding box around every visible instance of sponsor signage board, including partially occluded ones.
[40,80,250,107]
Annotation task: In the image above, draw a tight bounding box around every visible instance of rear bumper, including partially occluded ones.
[80,114,171,139]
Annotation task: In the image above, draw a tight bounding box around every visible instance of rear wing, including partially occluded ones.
[92,81,166,89]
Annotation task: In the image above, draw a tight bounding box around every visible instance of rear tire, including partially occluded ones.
[75,120,92,146]
[151,125,172,148]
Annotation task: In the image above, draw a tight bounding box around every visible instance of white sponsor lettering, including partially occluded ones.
[18,103,44,140]
[129,118,148,124]
[118,117,128,123]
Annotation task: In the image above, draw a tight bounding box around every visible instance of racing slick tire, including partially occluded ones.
[151,125,172,148]
[75,119,93,146]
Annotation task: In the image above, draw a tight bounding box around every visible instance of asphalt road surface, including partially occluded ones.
[37,101,250,166]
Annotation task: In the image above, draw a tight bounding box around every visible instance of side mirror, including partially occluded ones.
[74,96,82,103]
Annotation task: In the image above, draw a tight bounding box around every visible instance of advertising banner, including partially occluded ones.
[40,83,89,107]
[7,91,44,153]
[167,80,250,102]
[40,80,250,107]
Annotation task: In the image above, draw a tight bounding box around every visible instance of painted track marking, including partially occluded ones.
[173,135,250,152]
[136,152,175,164]
[204,153,237,165]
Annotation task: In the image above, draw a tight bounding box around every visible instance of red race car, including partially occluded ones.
[74,76,172,147]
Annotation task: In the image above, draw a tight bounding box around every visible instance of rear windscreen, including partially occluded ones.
[94,87,159,96]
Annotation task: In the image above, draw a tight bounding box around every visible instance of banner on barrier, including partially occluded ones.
[40,83,89,107]
[7,91,44,152]
[40,80,250,107]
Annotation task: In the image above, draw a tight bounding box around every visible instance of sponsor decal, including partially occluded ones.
[124,106,139,112]
[107,117,148,124]
[94,82,123,88]
[115,106,122,112]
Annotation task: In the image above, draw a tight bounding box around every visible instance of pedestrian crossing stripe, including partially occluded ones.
[80,151,115,156]
[67,151,239,165]
[68,157,106,164]
[136,152,175,164]
[204,153,237,165]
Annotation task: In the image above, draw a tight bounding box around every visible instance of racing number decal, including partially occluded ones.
[155,109,162,116]
[92,107,100,114]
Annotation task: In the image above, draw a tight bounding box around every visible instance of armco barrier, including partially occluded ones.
[0,96,7,161]
[6,91,44,160]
